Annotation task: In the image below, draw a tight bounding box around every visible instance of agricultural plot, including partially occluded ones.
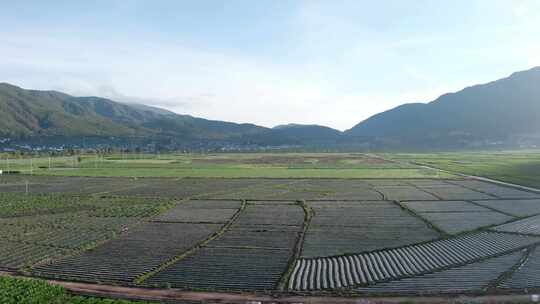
[288,232,540,291]
[145,247,291,291]
[233,204,304,226]
[208,179,384,201]
[0,194,174,271]
[0,240,71,270]
[32,222,223,285]
[0,193,91,217]
[402,200,490,213]
[152,200,241,223]
[401,200,514,234]
[4,169,540,297]
[1,227,113,250]
[414,184,495,200]
[474,199,540,217]
[389,151,540,189]
[302,201,439,258]
[311,180,383,200]
[500,247,540,290]
[0,194,172,219]
[145,202,304,291]
[0,176,142,195]
[449,180,540,199]
[374,185,439,201]
[373,179,536,202]
[110,178,267,199]
[354,251,524,294]
[0,212,140,232]
[491,214,540,235]
[206,179,302,200]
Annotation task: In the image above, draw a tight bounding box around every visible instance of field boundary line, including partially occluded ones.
[278,200,313,291]
[134,200,248,285]
[393,200,448,237]
[444,179,499,199]
[466,200,517,217]
[403,181,445,200]
[291,231,540,292]
[18,197,186,276]
[487,246,532,290]
[5,270,540,304]
[413,162,540,195]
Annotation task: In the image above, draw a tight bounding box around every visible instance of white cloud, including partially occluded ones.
[2,1,540,131]
[2,30,426,130]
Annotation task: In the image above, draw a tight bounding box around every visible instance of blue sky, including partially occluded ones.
[1,0,540,130]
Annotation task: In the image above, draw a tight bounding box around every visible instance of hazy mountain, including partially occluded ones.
[346,67,540,148]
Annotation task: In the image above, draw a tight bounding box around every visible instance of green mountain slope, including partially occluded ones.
[0,83,265,141]
[346,67,540,147]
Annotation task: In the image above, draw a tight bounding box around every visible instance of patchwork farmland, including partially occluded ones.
[2,153,540,301]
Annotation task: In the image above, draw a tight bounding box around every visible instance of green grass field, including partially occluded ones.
[3,151,540,186]
[0,276,145,304]
[0,153,452,179]
[387,150,540,188]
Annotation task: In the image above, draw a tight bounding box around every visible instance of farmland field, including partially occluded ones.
[0,153,450,179]
[2,152,540,302]
[387,150,540,189]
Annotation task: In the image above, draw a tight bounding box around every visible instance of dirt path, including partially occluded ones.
[2,271,540,304]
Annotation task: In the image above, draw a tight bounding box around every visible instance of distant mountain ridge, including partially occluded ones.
[0,82,265,141]
[0,83,343,148]
[346,67,540,148]
[2,66,540,150]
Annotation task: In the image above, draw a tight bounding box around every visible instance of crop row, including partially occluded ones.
[1,212,140,232]
[153,200,241,224]
[492,214,540,235]
[415,211,513,234]
[413,184,495,200]
[142,201,304,291]
[475,199,540,217]
[0,193,91,218]
[32,222,221,284]
[499,247,540,289]
[145,247,292,291]
[374,186,439,201]
[110,178,265,198]
[233,204,305,226]
[208,227,299,249]
[354,250,524,294]
[402,200,515,234]
[302,201,439,258]
[0,240,71,270]
[449,180,540,199]
[0,193,173,219]
[288,232,540,291]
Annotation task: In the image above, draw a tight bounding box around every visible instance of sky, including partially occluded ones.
[1,0,540,131]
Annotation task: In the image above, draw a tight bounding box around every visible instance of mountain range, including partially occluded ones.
[1,66,540,151]
[346,67,540,148]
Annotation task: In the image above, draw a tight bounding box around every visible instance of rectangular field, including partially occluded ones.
[32,222,223,285]
[402,200,515,234]
[301,201,440,258]
[144,201,304,291]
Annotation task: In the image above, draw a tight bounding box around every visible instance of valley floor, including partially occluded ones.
[2,152,540,302]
